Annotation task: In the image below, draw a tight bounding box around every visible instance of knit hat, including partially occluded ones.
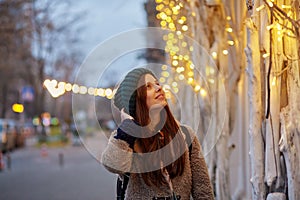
[113,68,156,116]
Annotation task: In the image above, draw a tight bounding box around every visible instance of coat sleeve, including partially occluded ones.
[187,126,215,200]
[101,130,133,174]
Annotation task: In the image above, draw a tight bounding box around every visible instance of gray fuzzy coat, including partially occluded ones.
[101,125,214,200]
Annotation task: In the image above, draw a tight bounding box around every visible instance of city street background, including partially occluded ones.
[0,134,115,200]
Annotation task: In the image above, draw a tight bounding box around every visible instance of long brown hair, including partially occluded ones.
[133,77,186,187]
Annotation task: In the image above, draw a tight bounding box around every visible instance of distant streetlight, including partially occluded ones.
[12,103,24,113]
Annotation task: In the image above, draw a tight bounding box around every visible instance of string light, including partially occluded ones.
[227,40,234,46]
[194,85,201,92]
[200,88,207,97]
[212,52,218,59]
[79,86,87,94]
[72,84,80,94]
[256,5,265,12]
[263,53,270,58]
[44,79,115,99]
[65,83,72,91]
[225,27,233,33]
[267,1,274,7]
[271,77,276,86]
[266,23,275,30]
[222,50,229,55]
[281,5,291,9]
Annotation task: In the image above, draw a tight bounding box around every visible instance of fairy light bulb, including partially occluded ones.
[227,40,234,46]
[256,5,265,12]
[222,50,229,55]
[212,52,217,59]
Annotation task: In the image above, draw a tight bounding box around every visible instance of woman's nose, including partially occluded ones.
[154,84,162,92]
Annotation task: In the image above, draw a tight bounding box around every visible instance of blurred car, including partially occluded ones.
[0,119,18,152]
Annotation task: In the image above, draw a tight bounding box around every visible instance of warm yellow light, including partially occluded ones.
[160,21,167,27]
[167,40,173,46]
[79,86,87,94]
[182,25,188,31]
[173,88,179,93]
[178,19,184,24]
[225,27,233,33]
[156,4,164,11]
[168,33,174,39]
[163,84,171,91]
[281,5,291,9]
[200,88,207,97]
[176,31,182,35]
[65,83,72,91]
[97,88,105,97]
[170,50,176,56]
[160,12,167,20]
[72,84,80,94]
[182,42,187,47]
[188,78,194,84]
[277,36,282,42]
[226,16,231,20]
[272,77,276,86]
[162,65,168,70]
[161,71,170,77]
[43,79,50,86]
[165,92,172,99]
[169,23,175,29]
[166,16,172,23]
[208,79,215,84]
[256,5,265,12]
[172,82,178,87]
[188,71,194,77]
[267,23,275,30]
[12,103,24,113]
[189,46,194,52]
[105,88,113,97]
[189,63,195,69]
[172,60,179,66]
[178,74,185,80]
[212,52,217,59]
[263,53,270,58]
[160,77,166,83]
[227,40,234,46]
[88,87,95,95]
[194,85,201,92]
[209,68,215,74]
[222,50,229,55]
[267,1,274,7]
[172,7,179,15]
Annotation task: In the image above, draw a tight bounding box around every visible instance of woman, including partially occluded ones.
[101,68,214,200]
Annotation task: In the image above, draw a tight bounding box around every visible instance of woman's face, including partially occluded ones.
[143,74,167,110]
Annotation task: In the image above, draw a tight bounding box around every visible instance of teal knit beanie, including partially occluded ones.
[114,68,156,116]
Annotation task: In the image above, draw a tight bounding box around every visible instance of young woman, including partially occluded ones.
[101,68,214,200]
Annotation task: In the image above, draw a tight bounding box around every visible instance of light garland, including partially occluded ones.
[155,0,208,97]
[43,79,115,99]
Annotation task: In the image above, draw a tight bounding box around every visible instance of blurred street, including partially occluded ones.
[0,135,115,200]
